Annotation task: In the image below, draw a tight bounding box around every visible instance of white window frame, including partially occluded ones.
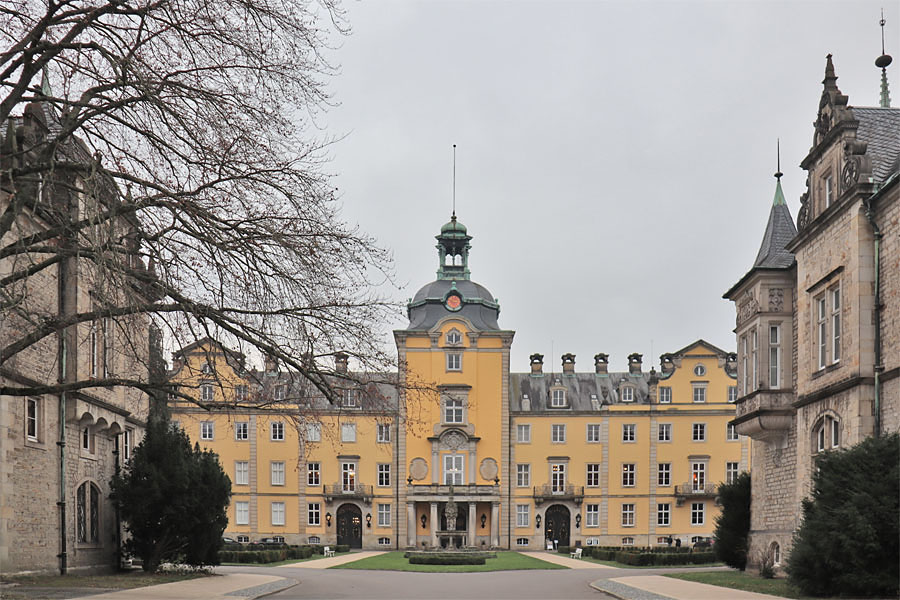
[752,328,758,390]
[446,329,462,345]
[235,385,248,402]
[726,462,739,484]
[308,502,321,526]
[516,463,530,487]
[832,287,841,364]
[658,463,671,487]
[622,463,635,487]
[516,504,530,527]
[271,461,285,486]
[274,384,286,402]
[341,462,357,492]
[621,504,635,527]
[377,423,391,443]
[692,384,707,403]
[341,422,357,442]
[377,503,391,527]
[443,396,465,424]
[307,462,320,486]
[200,421,214,441]
[235,422,249,441]
[741,335,749,395]
[825,174,834,207]
[691,502,705,526]
[551,388,566,408]
[727,423,739,441]
[516,424,531,443]
[658,423,671,442]
[769,324,781,388]
[587,423,601,442]
[728,386,737,403]
[271,501,285,526]
[622,423,636,442]
[378,463,391,487]
[235,461,249,486]
[270,421,285,441]
[657,503,670,526]
[550,462,567,493]
[692,423,706,442]
[306,422,321,442]
[235,501,249,525]
[817,295,827,370]
[443,454,465,485]
[621,387,634,402]
[585,504,599,527]
[586,463,600,487]
[446,352,462,372]
[123,428,132,461]
[26,398,40,442]
[659,386,672,404]
[691,462,706,492]
[201,383,214,403]
[551,424,566,443]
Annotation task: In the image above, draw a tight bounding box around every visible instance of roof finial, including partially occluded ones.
[452,144,457,219]
[876,10,893,108]
[823,53,838,91]
[775,138,783,180]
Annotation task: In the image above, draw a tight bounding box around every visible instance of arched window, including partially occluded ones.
[454,254,463,266]
[446,329,462,346]
[76,481,101,543]
[445,254,453,266]
[771,541,781,566]
[813,414,840,453]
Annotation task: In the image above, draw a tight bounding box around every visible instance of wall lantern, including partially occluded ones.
[535,514,542,529]
[325,512,332,527]
[366,513,372,528]
[480,514,487,529]
[421,514,427,529]
[407,475,413,485]
[575,514,581,529]
[493,476,500,486]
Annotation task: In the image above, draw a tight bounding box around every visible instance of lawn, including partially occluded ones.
[332,551,567,572]
[0,571,209,600]
[666,570,808,598]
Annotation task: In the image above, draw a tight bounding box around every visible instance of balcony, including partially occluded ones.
[674,482,717,506]
[532,485,584,505]
[733,390,795,443]
[406,483,500,497]
[323,483,373,504]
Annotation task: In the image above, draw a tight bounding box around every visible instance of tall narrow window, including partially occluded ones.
[516,504,530,527]
[621,504,635,527]
[621,387,634,402]
[657,503,670,526]
[551,389,566,407]
[751,329,758,390]
[341,462,357,492]
[235,501,249,525]
[587,423,601,442]
[691,462,706,492]
[658,423,671,442]
[378,464,391,487]
[307,462,320,486]
[516,424,531,443]
[622,424,636,442]
[200,421,214,440]
[443,454,464,485]
[341,423,356,442]
[728,386,738,403]
[551,424,566,443]
[621,464,635,487]
[692,385,706,403]
[691,502,705,525]
[235,422,248,440]
[271,502,285,526]
[308,502,321,526]
[26,398,39,441]
[727,423,739,441]
[516,464,530,487]
[377,423,391,442]
[585,504,599,527]
[446,352,462,372]
[726,462,739,484]
[76,482,100,543]
[102,318,112,376]
[551,463,566,493]
[271,421,285,441]
[769,324,781,388]
[271,461,285,486]
[586,463,600,487]
[123,428,132,461]
[741,336,748,395]
[90,320,100,378]
[377,503,391,526]
[832,288,841,363]
[817,296,827,369]
[658,463,671,486]
[201,383,214,403]
[235,461,249,485]
[659,386,672,403]
[825,175,834,207]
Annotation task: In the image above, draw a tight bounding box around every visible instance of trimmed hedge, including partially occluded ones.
[409,554,486,565]
[404,551,497,559]
[560,545,716,566]
[219,545,315,563]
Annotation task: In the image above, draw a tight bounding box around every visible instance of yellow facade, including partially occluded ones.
[169,217,747,550]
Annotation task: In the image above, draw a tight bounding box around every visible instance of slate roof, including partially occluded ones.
[851,106,900,183]
[509,372,652,413]
[407,279,501,331]
[752,179,797,270]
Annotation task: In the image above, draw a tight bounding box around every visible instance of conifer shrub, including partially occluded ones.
[713,471,751,570]
[787,433,899,598]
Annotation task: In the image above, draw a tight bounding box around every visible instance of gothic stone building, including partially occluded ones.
[725,54,899,568]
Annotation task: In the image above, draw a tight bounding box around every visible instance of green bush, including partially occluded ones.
[556,545,570,555]
[409,555,486,565]
[334,544,350,553]
[714,471,751,570]
[787,433,900,598]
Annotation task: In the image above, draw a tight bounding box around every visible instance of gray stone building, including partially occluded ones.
[0,98,152,573]
[725,53,899,569]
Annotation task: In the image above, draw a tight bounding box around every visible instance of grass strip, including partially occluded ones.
[666,570,809,598]
[331,551,567,572]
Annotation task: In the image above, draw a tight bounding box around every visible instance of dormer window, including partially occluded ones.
[446,329,462,346]
[274,384,286,401]
[342,389,358,408]
[551,388,567,408]
[201,362,212,374]
[621,387,634,403]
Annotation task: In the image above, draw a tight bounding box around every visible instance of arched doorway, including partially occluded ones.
[337,503,362,549]
[544,504,570,547]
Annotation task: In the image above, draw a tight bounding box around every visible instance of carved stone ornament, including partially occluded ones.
[768,288,784,312]
[738,291,758,324]
[409,457,428,481]
[479,458,498,481]
[841,158,860,191]
[797,191,810,231]
[443,430,466,450]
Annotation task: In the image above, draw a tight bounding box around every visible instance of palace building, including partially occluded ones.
[171,215,747,550]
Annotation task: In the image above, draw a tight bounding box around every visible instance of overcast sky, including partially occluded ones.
[322,0,898,375]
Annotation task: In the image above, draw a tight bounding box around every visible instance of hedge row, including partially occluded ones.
[408,555,486,565]
[556,545,716,565]
[219,544,351,564]
[404,551,496,559]
[557,545,692,555]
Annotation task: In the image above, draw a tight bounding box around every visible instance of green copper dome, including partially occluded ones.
[440,215,467,235]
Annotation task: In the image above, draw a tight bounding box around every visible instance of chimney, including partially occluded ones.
[628,353,643,375]
[561,353,576,374]
[264,354,279,374]
[335,352,349,374]
[530,353,544,375]
[594,353,609,375]
[660,353,675,375]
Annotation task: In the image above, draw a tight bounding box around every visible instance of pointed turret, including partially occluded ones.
[435,214,472,280]
[753,177,797,269]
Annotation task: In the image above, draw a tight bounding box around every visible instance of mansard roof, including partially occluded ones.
[509,371,652,413]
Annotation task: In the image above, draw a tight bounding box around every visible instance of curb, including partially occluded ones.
[590,579,674,600]
[226,577,299,599]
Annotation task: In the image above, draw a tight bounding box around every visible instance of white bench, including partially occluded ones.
[570,548,582,559]
[324,546,335,557]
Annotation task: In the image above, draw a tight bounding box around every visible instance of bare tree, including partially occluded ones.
[0,0,398,405]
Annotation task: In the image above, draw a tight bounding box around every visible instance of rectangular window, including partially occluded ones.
[123,428,132,461]
[200,421,214,440]
[342,389,358,408]
[308,502,321,526]
[444,397,464,424]
[741,336,749,395]
[516,504,530,527]
[728,386,737,403]
[658,423,671,442]
[443,454,464,485]
[752,328,758,390]
[306,422,321,442]
[378,464,391,487]
[377,423,391,443]
[271,421,285,441]
[622,463,635,487]
[659,386,672,403]
[446,352,462,371]
[271,461,285,486]
[657,503,670,526]
[832,288,841,363]
[90,320,100,378]
[621,387,634,402]
[622,424,636,442]
[551,389,566,407]
[307,462,320,486]
[831,418,841,448]
[691,462,706,492]
[235,501,249,525]
[517,537,530,547]
[586,463,600,487]
[726,462,739,484]
[769,324,781,388]
[551,463,566,492]
[81,427,94,453]
[235,461,249,485]
[235,385,248,402]
[586,504,599,527]
[691,502,705,525]
[201,383,214,402]
[341,462,357,491]
[692,423,706,442]
[516,464,531,487]
[271,501,285,526]
[516,424,531,443]
[587,423,601,442]
[274,385,286,401]
[551,424,566,443]
[378,503,391,527]
[341,422,356,442]
[235,422,249,441]
[825,174,834,207]
[727,423,739,441]
[26,398,39,441]
[818,425,826,452]
[692,385,706,403]
[621,503,635,527]
[658,463,671,487]
[817,296,827,369]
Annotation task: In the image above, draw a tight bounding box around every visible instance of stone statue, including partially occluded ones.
[444,487,457,531]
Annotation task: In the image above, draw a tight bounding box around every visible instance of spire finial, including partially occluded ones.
[452,144,457,219]
[876,10,893,108]
[775,138,783,180]
[823,53,839,91]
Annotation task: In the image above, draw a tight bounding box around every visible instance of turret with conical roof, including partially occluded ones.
[752,176,797,270]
